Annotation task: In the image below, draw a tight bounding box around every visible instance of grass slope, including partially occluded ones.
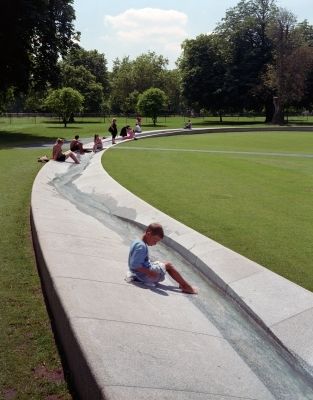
[0,149,71,399]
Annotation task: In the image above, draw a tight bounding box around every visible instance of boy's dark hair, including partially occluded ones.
[75,135,79,139]
[146,223,164,238]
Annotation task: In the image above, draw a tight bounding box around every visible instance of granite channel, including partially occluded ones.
[31,129,313,399]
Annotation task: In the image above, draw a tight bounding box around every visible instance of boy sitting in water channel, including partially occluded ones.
[127,223,197,294]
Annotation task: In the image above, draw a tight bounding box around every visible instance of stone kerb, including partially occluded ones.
[31,128,313,398]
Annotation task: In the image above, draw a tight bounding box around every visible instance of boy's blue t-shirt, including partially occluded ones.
[128,239,151,271]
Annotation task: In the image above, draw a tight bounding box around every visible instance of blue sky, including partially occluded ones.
[73,0,313,70]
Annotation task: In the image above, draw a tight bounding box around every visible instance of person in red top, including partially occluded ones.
[70,135,84,154]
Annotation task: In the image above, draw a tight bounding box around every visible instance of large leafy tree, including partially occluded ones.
[0,0,77,93]
[109,52,172,114]
[60,64,104,112]
[131,52,169,93]
[64,47,110,96]
[162,69,182,113]
[137,88,168,126]
[265,10,313,123]
[298,21,313,110]
[178,34,226,116]
[110,57,134,113]
[215,0,276,120]
[44,87,84,127]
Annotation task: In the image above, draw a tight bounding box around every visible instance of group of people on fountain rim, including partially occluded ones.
[51,117,142,164]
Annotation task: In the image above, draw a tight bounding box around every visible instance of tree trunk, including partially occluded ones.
[271,96,285,124]
[264,98,274,123]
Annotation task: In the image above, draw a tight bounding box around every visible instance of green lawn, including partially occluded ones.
[0,148,72,399]
[103,131,313,292]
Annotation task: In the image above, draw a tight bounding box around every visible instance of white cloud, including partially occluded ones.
[102,8,188,67]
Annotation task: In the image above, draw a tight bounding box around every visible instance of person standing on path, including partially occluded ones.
[108,118,118,144]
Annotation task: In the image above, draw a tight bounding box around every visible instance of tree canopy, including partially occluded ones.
[110,52,171,113]
[137,88,168,126]
[63,47,110,96]
[2,0,313,122]
[0,0,77,93]
[44,87,84,127]
[178,0,313,123]
[178,34,226,114]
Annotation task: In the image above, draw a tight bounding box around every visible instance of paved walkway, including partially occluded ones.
[31,130,313,399]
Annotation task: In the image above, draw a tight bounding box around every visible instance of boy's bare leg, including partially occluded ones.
[165,262,197,294]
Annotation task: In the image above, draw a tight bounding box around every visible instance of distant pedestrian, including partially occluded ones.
[126,126,135,140]
[134,121,142,134]
[93,134,103,152]
[120,125,128,138]
[184,120,192,129]
[108,118,118,144]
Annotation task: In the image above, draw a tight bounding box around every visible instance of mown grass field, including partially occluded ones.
[0,148,72,399]
[103,131,313,292]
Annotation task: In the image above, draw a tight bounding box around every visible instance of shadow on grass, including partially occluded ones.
[143,124,168,128]
[195,120,266,126]
[287,120,313,126]
[0,130,60,149]
[46,126,83,129]
[143,120,268,129]
[44,120,103,125]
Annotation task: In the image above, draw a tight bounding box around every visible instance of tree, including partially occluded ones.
[178,34,226,118]
[0,87,15,113]
[163,69,182,113]
[131,52,169,93]
[110,57,134,113]
[0,0,77,93]
[24,89,47,112]
[109,52,171,113]
[137,88,168,126]
[215,0,276,121]
[64,47,110,96]
[296,21,313,111]
[265,9,313,123]
[44,87,84,127]
[60,64,104,112]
